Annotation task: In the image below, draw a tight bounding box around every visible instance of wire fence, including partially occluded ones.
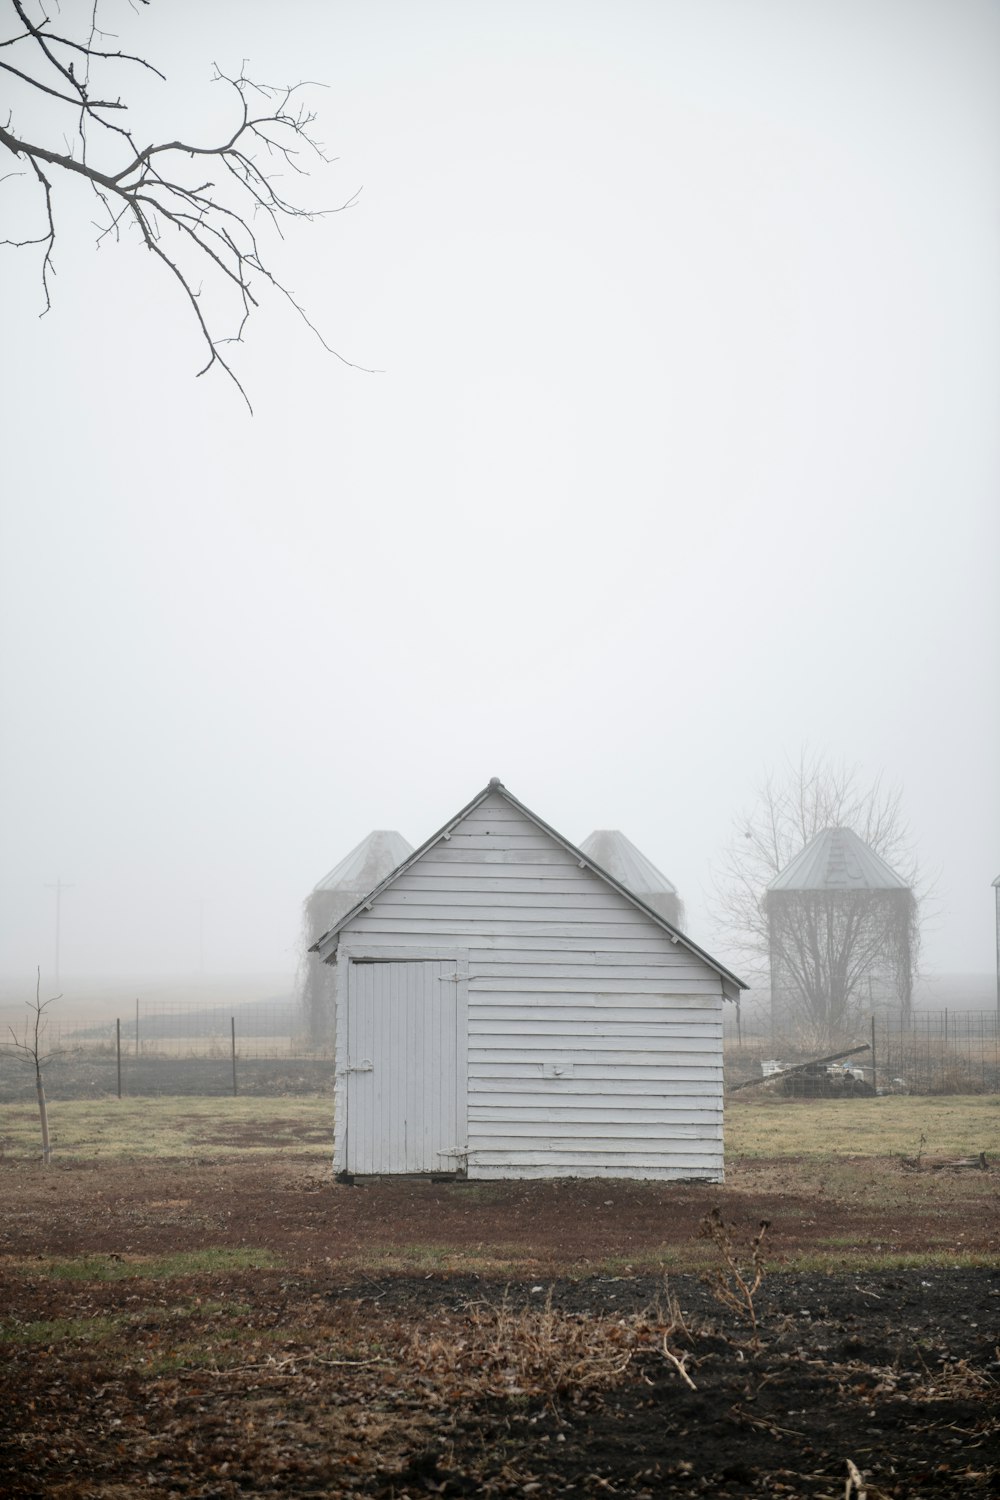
[724,1009,1000,1095]
[3,998,998,1101]
[0,998,330,1101]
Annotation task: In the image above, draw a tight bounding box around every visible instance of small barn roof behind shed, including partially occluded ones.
[578,830,678,899]
[312,830,413,895]
[768,826,908,893]
[312,779,746,993]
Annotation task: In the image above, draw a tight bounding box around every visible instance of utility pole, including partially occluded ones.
[44,876,74,990]
[195,898,205,974]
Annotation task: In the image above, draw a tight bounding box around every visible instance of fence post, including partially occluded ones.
[116,1018,122,1099]
[135,997,140,1057]
[231,1015,238,1097]
[870,1015,877,1095]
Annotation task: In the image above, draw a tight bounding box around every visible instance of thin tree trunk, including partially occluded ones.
[36,1066,51,1166]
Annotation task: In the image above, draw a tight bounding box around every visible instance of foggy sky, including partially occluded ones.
[1,0,998,990]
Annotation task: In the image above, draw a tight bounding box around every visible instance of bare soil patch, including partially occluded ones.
[1,1153,998,1497]
[1,1149,996,1269]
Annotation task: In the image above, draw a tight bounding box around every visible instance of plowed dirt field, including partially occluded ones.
[1,1146,998,1497]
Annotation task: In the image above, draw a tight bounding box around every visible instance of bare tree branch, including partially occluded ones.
[0,0,363,408]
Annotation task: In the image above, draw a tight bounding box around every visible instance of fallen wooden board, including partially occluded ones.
[727,1043,871,1093]
[901,1151,989,1172]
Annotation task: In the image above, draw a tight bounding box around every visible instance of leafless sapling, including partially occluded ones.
[5,967,66,1164]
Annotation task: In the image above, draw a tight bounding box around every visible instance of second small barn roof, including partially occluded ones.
[311,778,746,994]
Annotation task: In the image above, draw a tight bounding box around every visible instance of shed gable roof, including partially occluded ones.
[311,778,746,993]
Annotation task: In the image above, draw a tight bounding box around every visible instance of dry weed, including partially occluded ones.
[408,1291,634,1403]
[698,1207,770,1348]
[658,1285,697,1389]
[910,1356,999,1402]
[407,1285,702,1405]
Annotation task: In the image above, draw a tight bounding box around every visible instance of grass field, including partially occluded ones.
[0,1095,332,1159]
[727,1091,1000,1158]
[2,1090,998,1163]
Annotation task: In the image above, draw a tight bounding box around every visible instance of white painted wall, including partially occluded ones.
[332,789,725,1181]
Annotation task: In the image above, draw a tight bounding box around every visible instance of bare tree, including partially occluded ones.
[713,751,921,1044]
[764,882,917,1043]
[0,0,358,407]
[5,967,66,1164]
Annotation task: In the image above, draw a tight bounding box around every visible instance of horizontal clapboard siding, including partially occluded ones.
[470,1020,719,1044]
[344,931,710,958]
[473,1152,722,1176]
[471,1063,720,1082]
[336,789,725,1181]
[470,975,718,989]
[468,1041,718,1061]
[355,917,657,937]
[473,1062,722,1086]
[467,1102,719,1121]
[472,1164,711,1181]
[469,1085,720,1105]
[471,1007,717,1026]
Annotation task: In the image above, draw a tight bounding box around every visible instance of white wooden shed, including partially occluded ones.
[312,779,745,1182]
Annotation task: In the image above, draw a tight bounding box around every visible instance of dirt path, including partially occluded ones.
[1,1151,996,1268]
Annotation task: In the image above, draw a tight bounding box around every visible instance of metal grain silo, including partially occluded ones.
[300,831,412,1047]
[578,830,685,931]
[765,826,915,1044]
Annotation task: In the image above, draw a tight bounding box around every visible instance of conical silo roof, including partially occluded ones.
[579,830,679,898]
[768,827,908,892]
[313,830,413,896]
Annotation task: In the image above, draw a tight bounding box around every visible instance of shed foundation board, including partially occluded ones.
[469,1164,725,1182]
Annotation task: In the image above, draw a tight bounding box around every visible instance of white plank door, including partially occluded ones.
[344,958,466,1174]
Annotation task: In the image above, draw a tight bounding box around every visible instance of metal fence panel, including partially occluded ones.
[723,1010,1000,1095]
[4,999,998,1099]
[0,997,334,1101]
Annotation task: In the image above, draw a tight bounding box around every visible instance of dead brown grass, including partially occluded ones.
[409,1291,636,1403]
[698,1207,770,1347]
[406,1286,707,1406]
